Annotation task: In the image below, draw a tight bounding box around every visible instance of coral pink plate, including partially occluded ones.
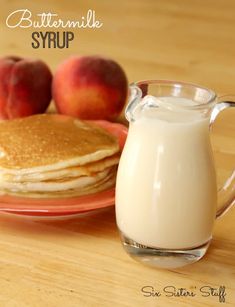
[0,120,128,219]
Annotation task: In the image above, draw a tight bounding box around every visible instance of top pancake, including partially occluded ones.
[0,114,119,174]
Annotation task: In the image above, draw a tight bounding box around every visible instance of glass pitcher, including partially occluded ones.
[115,80,235,268]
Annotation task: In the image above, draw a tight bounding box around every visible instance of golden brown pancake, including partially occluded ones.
[0,114,120,198]
[0,168,111,192]
[1,153,120,183]
[0,167,117,198]
[0,114,119,174]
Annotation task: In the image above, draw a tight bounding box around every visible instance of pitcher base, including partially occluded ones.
[120,231,211,269]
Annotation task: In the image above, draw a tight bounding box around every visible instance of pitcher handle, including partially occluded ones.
[210,97,235,219]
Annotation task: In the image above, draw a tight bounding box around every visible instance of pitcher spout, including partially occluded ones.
[125,84,142,122]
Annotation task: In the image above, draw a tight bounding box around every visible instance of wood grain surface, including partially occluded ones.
[0,0,234,306]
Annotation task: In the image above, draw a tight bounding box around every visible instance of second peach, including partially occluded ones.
[52,56,128,120]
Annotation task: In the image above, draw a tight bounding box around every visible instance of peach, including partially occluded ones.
[52,56,128,120]
[0,56,52,119]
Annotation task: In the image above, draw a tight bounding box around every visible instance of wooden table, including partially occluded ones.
[0,1,234,306]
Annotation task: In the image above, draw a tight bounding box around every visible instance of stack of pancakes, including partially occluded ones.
[0,114,120,198]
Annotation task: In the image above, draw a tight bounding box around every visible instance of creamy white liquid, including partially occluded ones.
[116,96,217,249]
